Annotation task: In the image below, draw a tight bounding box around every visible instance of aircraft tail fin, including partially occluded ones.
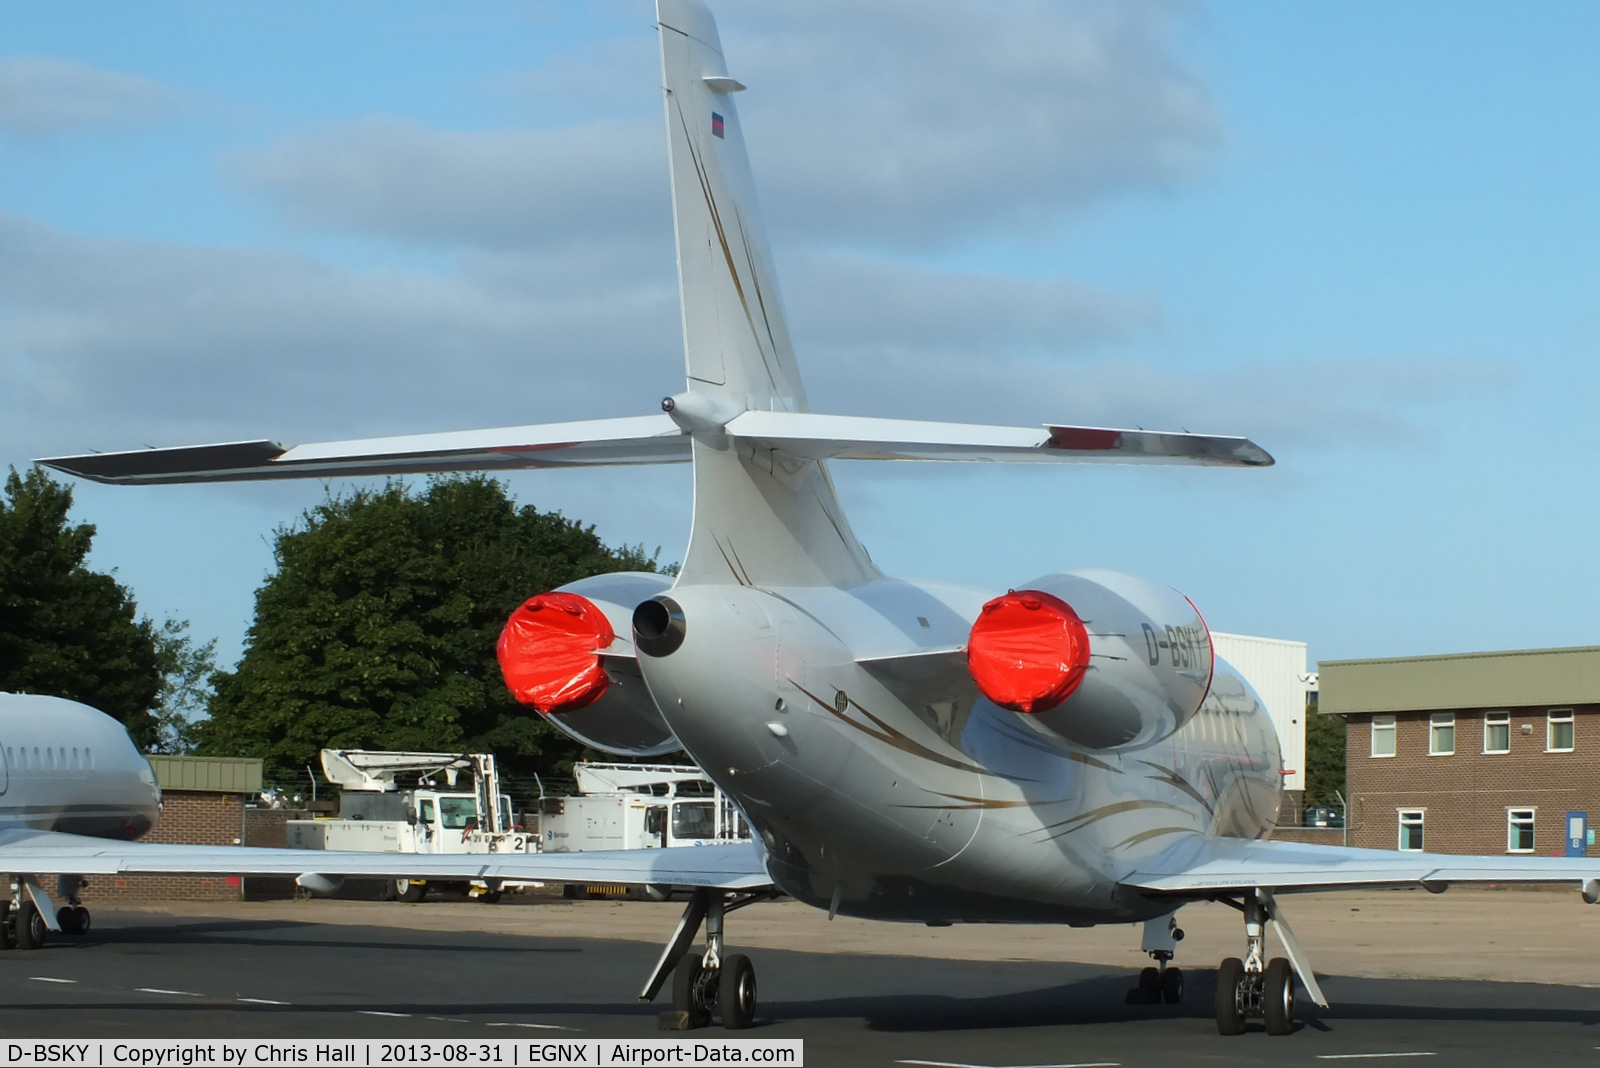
[659,0,805,413]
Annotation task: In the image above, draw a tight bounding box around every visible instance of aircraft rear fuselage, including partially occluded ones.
[635,577,1281,925]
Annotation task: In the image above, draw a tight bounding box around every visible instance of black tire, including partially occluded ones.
[1263,957,1295,1036]
[56,906,80,936]
[394,879,426,904]
[0,903,12,950]
[671,951,710,1029]
[73,907,90,935]
[719,953,757,1030]
[478,890,503,905]
[1161,966,1184,1004]
[1214,957,1245,1035]
[15,901,45,951]
[1137,966,1161,1002]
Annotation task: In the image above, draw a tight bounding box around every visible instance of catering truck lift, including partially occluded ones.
[540,762,751,852]
[286,749,539,902]
[539,762,753,900]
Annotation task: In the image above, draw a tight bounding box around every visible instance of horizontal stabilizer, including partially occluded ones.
[1125,833,1600,894]
[726,412,1273,467]
[38,415,689,485]
[38,410,1271,485]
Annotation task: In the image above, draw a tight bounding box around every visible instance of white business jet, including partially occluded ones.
[36,0,1600,1037]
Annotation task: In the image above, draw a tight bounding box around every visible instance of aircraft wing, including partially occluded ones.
[1123,833,1600,895]
[35,415,689,485]
[0,828,772,891]
[725,412,1273,468]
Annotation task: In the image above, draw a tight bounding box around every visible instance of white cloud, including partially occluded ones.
[0,57,181,134]
[720,0,1221,249]
[0,213,683,465]
[231,0,1216,255]
[232,117,669,250]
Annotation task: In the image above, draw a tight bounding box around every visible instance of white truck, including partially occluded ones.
[539,762,750,853]
[286,749,539,902]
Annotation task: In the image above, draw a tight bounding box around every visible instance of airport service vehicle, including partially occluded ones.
[539,763,750,855]
[286,750,537,902]
[34,0,1600,1039]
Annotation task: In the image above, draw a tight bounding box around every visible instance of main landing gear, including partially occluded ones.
[640,888,774,1031]
[1,875,89,951]
[1211,888,1327,1036]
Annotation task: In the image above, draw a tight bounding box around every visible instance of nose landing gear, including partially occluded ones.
[641,887,774,1031]
[1132,913,1185,1004]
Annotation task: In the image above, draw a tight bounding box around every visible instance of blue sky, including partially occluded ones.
[2,1,1596,673]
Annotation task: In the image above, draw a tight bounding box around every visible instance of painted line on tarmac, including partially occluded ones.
[425,1018,472,1024]
[237,998,290,1006]
[359,1011,411,1018]
[136,988,203,997]
[30,977,77,984]
[1316,1055,1437,1061]
[896,1061,1120,1068]
[486,1023,577,1031]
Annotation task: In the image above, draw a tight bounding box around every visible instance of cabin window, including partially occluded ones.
[1397,809,1424,851]
[1428,713,1455,756]
[1548,710,1575,753]
[1484,712,1510,754]
[71,748,80,769]
[84,747,93,768]
[32,748,40,768]
[1508,808,1536,853]
[1371,715,1396,758]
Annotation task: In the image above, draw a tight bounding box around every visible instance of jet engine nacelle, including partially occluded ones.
[967,568,1212,750]
[496,571,681,757]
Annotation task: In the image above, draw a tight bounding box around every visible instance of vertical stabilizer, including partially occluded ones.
[658,0,878,588]
[659,0,805,409]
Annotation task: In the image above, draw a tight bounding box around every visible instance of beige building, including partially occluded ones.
[1321,646,1600,857]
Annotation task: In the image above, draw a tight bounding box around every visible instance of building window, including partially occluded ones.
[1429,712,1455,756]
[1508,808,1536,853]
[1548,709,1575,752]
[1371,714,1396,758]
[1484,712,1510,754]
[1398,809,1425,851]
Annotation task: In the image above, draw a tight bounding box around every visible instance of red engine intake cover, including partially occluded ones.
[967,589,1091,714]
[497,591,616,714]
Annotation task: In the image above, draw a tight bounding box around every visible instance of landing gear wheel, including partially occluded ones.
[1137,967,1161,1002]
[74,906,90,935]
[394,878,426,903]
[0,903,12,949]
[718,953,756,1029]
[671,951,710,1029]
[1263,957,1295,1036]
[477,890,503,905]
[15,901,45,950]
[1160,966,1184,1004]
[56,906,81,935]
[1214,957,1245,1035]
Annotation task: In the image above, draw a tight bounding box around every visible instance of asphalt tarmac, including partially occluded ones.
[0,909,1597,1067]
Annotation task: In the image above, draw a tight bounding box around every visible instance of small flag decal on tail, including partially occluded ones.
[711,112,725,138]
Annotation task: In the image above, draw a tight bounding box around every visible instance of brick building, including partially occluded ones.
[80,754,265,903]
[1320,646,1600,857]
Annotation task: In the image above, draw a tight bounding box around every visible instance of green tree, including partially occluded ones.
[1303,693,1347,806]
[149,619,217,754]
[197,476,662,780]
[0,466,163,748]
